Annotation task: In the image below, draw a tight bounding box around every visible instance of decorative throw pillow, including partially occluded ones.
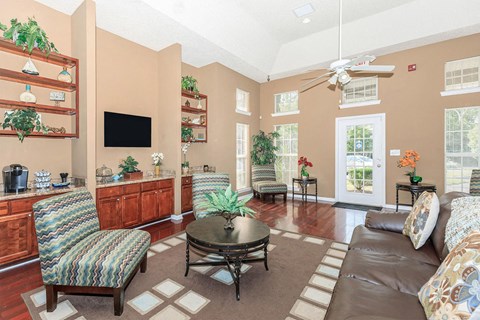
[418,231,480,319]
[402,191,440,249]
[445,196,480,252]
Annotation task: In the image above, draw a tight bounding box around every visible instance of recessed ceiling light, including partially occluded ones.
[302,18,311,24]
[293,3,315,18]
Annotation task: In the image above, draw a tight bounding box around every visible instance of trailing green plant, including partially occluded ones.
[181,161,189,168]
[251,130,281,165]
[119,156,139,174]
[201,185,255,218]
[0,17,58,56]
[348,168,373,191]
[1,108,48,142]
[181,75,199,94]
[181,126,195,142]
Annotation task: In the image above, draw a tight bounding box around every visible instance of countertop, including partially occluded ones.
[0,185,82,201]
[96,174,175,188]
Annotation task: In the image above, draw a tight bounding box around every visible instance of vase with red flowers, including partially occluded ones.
[298,156,313,179]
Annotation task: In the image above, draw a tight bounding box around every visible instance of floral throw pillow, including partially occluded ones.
[402,191,440,249]
[445,196,480,252]
[418,231,480,319]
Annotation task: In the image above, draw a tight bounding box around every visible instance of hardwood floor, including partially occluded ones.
[0,198,366,319]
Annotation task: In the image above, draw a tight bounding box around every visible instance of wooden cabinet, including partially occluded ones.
[0,38,79,139]
[181,176,193,213]
[0,192,67,266]
[181,90,208,143]
[97,178,174,229]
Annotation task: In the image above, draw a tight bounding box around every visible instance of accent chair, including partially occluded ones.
[252,164,287,202]
[192,173,230,219]
[32,188,150,316]
[470,169,480,196]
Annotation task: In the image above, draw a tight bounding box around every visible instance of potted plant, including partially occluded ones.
[201,185,256,230]
[181,143,191,174]
[251,130,280,165]
[181,75,199,94]
[298,156,313,179]
[0,17,58,75]
[1,108,48,142]
[181,126,195,142]
[119,156,143,180]
[397,150,422,184]
[151,152,164,177]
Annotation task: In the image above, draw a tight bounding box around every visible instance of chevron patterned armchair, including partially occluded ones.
[192,173,230,219]
[252,164,287,202]
[32,188,151,316]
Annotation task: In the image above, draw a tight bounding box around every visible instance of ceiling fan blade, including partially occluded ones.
[350,65,395,72]
[300,71,334,89]
[328,74,338,85]
[344,55,376,68]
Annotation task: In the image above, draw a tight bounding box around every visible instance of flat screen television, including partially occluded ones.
[104,111,151,147]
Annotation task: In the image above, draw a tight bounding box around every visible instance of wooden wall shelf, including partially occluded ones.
[0,38,79,139]
[181,90,207,100]
[181,90,208,143]
[181,106,206,114]
[181,122,207,129]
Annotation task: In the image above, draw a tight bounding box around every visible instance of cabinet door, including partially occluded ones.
[122,193,141,227]
[0,212,32,264]
[97,196,122,230]
[141,190,159,223]
[181,184,193,212]
[158,188,174,218]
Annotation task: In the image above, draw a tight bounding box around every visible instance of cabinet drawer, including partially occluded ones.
[123,183,141,194]
[97,186,122,199]
[11,197,44,214]
[182,177,192,185]
[0,201,8,216]
[142,181,159,192]
[159,179,173,189]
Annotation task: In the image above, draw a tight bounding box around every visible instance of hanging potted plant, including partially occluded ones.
[0,17,58,75]
[1,108,48,142]
[119,156,143,180]
[181,76,199,94]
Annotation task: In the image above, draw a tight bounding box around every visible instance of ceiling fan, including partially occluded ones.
[301,0,395,92]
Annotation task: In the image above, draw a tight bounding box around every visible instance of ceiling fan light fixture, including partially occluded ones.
[302,18,311,24]
[338,70,351,85]
[293,3,315,18]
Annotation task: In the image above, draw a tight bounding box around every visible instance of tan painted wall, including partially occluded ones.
[182,63,260,189]
[260,33,480,205]
[0,1,73,181]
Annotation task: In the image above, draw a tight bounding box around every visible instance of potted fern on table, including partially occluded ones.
[119,156,143,180]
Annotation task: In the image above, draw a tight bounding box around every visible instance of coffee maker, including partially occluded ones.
[3,164,29,193]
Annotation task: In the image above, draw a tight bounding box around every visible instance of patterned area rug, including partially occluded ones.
[22,229,348,320]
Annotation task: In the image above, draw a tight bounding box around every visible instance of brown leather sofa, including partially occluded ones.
[324,191,469,320]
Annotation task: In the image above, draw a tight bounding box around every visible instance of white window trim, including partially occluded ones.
[339,99,381,109]
[274,123,298,187]
[271,110,300,117]
[235,109,252,116]
[441,87,480,97]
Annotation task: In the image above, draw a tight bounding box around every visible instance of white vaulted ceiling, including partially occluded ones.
[35,0,480,83]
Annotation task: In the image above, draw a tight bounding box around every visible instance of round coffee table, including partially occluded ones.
[185,216,270,300]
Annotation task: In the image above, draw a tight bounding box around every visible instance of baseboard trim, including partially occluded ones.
[170,213,185,221]
[288,193,336,203]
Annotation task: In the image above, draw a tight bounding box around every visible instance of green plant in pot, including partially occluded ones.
[181,126,195,142]
[251,130,281,165]
[119,156,142,180]
[0,17,58,75]
[201,185,255,230]
[2,108,48,142]
[181,76,199,94]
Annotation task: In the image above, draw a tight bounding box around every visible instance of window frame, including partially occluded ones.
[236,123,250,191]
[273,123,299,188]
[272,90,300,116]
[441,56,480,97]
[236,89,251,116]
[340,77,380,109]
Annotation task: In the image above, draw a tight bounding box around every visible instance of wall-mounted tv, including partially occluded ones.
[104,111,151,147]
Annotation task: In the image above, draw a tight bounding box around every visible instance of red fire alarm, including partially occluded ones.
[408,64,416,72]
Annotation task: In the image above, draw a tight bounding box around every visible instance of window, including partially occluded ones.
[445,56,480,91]
[236,89,251,115]
[236,123,249,190]
[274,123,298,185]
[274,91,299,115]
[445,107,480,192]
[341,77,378,105]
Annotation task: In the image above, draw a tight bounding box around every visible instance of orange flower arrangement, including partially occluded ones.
[397,150,422,183]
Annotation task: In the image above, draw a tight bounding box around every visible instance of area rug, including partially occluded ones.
[22,229,349,320]
[332,202,382,211]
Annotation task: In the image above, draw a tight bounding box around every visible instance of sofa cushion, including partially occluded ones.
[445,196,480,252]
[418,231,480,320]
[350,225,440,266]
[252,181,287,193]
[430,191,470,261]
[364,210,409,233]
[340,250,438,295]
[56,229,150,288]
[324,277,426,320]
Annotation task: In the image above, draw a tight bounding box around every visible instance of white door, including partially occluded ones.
[336,114,385,206]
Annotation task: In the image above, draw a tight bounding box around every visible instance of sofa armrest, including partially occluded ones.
[364,210,409,233]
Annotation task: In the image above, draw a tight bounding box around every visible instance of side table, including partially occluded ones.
[395,182,436,211]
[292,177,318,202]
